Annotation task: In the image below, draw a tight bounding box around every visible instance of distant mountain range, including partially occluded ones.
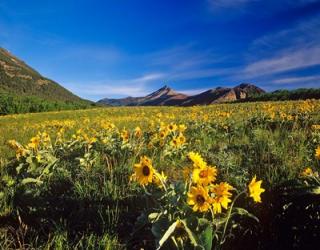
[0,47,88,102]
[98,84,266,106]
[2,46,318,111]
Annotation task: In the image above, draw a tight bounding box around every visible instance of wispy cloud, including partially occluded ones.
[250,16,320,54]
[133,73,166,82]
[170,68,233,81]
[240,14,320,80]
[145,44,222,69]
[271,75,320,84]
[243,46,320,77]
[178,88,209,96]
[138,45,231,81]
[207,0,254,9]
[64,73,165,100]
[208,0,319,9]
[54,44,124,64]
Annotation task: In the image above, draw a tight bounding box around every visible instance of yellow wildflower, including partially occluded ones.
[178,124,187,132]
[132,156,155,186]
[36,154,42,163]
[153,171,167,188]
[167,123,177,133]
[315,146,320,160]
[121,129,129,142]
[187,186,211,213]
[170,138,179,147]
[301,167,314,177]
[28,136,40,150]
[177,133,186,145]
[248,176,265,203]
[192,166,217,186]
[134,127,142,138]
[16,147,27,159]
[211,182,233,214]
[188,152,207,169]
[159,130,168,140]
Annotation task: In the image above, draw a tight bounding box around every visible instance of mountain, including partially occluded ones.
[98,83,265,106]
[180,83,265,106]
[98,85,188,106]
[0,47,86,102]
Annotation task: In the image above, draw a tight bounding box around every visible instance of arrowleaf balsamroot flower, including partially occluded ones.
[192,166,217,186]
[301,167,314,177]
[134,126,142,138]
[28,136,40,150]
[167,123,177,133]
[132,156,155,186]
[211,182,233,214]
[153,171,167,189]
[187,185,211,212]
[248,176,265,203]
[316,146,320,160]
[188,151,207,169]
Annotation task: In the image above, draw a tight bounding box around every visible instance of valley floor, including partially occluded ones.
[0,100,320,249]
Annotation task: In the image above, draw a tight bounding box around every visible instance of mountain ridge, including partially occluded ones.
[0,47,88,102]
[98,83,265,106]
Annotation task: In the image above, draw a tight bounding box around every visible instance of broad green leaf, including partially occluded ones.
[180,219,199,247]
[149,212,161,222]
[21,178,43,185]
[152,217,169,240]
[199,223,213,250]
[233,207,259,222]
[157,220,178,250]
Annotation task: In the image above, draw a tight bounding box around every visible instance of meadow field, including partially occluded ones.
[0,100,320,249]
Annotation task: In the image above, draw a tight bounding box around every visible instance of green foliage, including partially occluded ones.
[0,101,319,248]
[0,48,84,102]
[243,88,320,102]
[0,93,97,115]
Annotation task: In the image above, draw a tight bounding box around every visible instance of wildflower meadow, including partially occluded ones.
[0,100,320,249]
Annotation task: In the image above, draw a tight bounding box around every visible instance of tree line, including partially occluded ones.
[0,93,98,115]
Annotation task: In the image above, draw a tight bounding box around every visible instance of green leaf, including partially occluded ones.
[233,207,259,222]
[310,186,320,195]
[198,222,213,250]
[16,163,24,174]
[148,212,161,223]
[21,178,43,185]
[152,217,169,240]
[180,219,199,247]
[156,220,178,250]
[212,217,228,227]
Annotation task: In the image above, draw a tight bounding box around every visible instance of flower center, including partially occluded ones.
[199,170,208,178]
[196,195,205,205]
[142,165,150,176]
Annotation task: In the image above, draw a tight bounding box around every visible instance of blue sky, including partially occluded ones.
[0,0,320,100]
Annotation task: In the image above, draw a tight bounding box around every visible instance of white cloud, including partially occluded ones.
[178,88,209,96]
[250,16,320,54]
[240,15,320,79]
[81,85,148,97]
[271,75,320,84]
[137,44,231,81]
[170,68,232,81]
[133,73,166,82]
[243,46,320,77]
[64,73,165,100]
[143,44,224,72]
